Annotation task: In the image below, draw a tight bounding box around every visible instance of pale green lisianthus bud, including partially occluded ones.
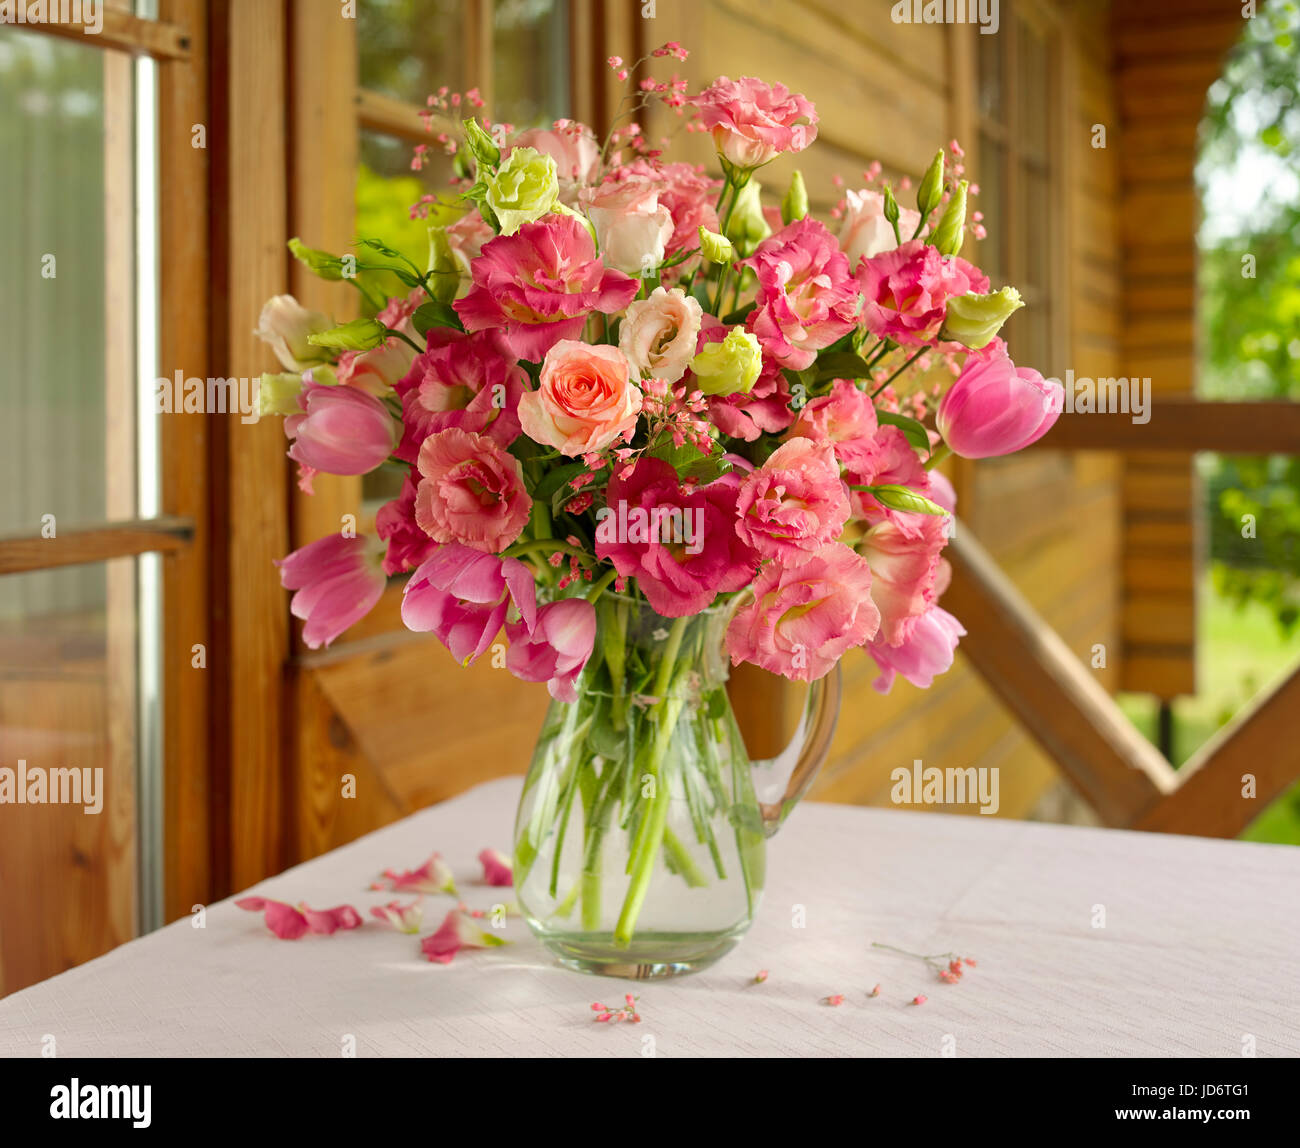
[690,327,762,396]
[307,317,387,352]
[550,201,598,246]
[288,238,348,281]
[426,226,461,304]
[941,287,1024,349]
[257,372,307,418]
[725,179,771,257]
[916,149,945,217]
[698,225,735,265]
[486,147,559,236]
[462,116,501,169]
[781,170,808,224]
[932,180,968,256]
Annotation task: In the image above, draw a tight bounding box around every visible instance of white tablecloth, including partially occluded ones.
[2,777,1297,1057]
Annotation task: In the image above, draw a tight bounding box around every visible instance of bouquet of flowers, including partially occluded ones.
[255,46,1064,961]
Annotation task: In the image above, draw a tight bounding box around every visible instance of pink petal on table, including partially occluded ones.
[379,852,458,896]
[420,908,508,964]
[235,896,361,939]
[370,899,424,934]
[478,848,514,887]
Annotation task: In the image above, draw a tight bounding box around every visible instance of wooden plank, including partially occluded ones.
[0,516,193,575]
[4,3,192,59]
[941,521,1177,826]
[1039,399,1300,452]
[1137,665,1300,837]
[356,89,453,143]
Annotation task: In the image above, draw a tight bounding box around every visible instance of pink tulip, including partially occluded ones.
[936,350,1064,458]
[275,533,386,649]
[868,605,966,693]
[283,381,399,475]
[504,597,597,703]
[401,544,537,665]
[236,897,362,940]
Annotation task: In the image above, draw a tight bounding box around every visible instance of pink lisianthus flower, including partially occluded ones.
[839,188,921,268]
[401,544,537,665]
[787,378,880,468]
[478,848,514,887]
[610,159,721,256]
[744,220,861,370]
[843,426,933,524]
[445,209,495,275]
[235,897,363,940]
[284,381,399,476]
[370,899,424,933]
[520,340,642,455]
[275,533,386,649]
[936,349,1064,458]
[413,427,532,553]
[393,327,526,463]
[376,286,426,342]
[421,908,508,964]
[868,605,965,693]
[580,176,674,275]
[512,121,601,202]
[453,214,638,362]
[692,75,818,170]
[856,513,949,646]
[378,852,458,896]
[504,597,597,703]
[595,460,759,617]
[857,240,988,347]
[336,331,420,397]
[725,543,881,681]
[735,437,851,560]
[374,468,438,576]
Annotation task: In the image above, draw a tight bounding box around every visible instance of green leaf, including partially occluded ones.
[876,409,932,454]
[646,436,732,484]
[721,301,756,326]
[306,318,387,352]
[812,351,876,381]
[411,300,464,335]
[533,461,590,501]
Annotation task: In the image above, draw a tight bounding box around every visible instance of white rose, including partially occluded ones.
[618,286,703,384]
[838,189,921,267]
[581,178,673,276]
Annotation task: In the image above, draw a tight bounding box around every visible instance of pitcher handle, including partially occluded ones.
[751,663,842,837]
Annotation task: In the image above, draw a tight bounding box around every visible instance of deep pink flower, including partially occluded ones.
[725,542,880,681]
[735,437,851,560]
[453,214,638,362]
[692,75,818,169]
[421,908,507,964]
[478,848,514,887]
[936,349,1064,458]
[594,460,759,617]
[235,897,363,940]
[284,381,399,475]
[868,605,965,693]
[275,533,386,649]
[744,220,861,370]
[393,327,526,462]
[504,597,597,703]
[414,427,532,553]
[857,240,988,347]
[401,544,537,664]
[787,379,880,468]
[856,514,949,647]
[377,852,457,896]
[370,899,424,933]
[375,469,438,575]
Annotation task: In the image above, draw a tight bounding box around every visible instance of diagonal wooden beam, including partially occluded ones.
[1135,663,1300,838]
[942,520,1180,826]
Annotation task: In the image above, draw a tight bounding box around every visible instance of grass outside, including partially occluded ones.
[1118,574,1300,845]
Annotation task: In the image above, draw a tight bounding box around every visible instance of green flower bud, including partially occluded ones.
[426,226,461,304]
[462,117,501,169]
[257,372,307,417]
[932,179,968,256]
[940,286,1024,350]
[725,179,771,257]
[698,224,735,265]
[486,146,559,236]
[307,317,387,352]
[288,238,348,281]
[690,327,763,396]
[781,169,808,225]
[916,149,946,217]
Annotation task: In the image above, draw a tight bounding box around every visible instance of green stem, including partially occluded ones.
[925,444,952,471]
[871,346,928,398]
[662,826,708,888]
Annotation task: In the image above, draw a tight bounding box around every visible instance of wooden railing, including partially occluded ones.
[949,398,1300,837]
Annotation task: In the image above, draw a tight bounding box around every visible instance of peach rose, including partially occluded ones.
[519,341,643,456]
[618,286,702,383]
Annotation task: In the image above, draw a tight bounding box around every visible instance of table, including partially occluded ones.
[2,777,1297,1057]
